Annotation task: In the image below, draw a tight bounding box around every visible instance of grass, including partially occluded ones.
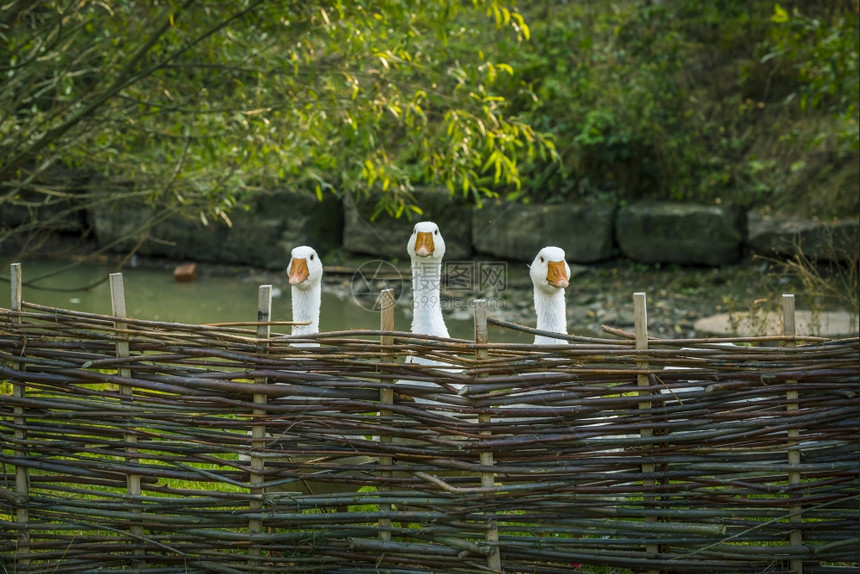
[768,247,860,317]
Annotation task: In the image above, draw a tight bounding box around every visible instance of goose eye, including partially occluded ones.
[310,254,315,261]
[540,256,545,263]
[434,230,438,235]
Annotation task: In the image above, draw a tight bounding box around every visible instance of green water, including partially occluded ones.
[1,260,530,343]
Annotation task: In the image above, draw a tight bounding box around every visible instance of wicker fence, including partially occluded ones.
[1,264,858,574]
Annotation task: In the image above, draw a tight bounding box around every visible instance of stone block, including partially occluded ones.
[173,262,198,282]
[471,201,616,263]
[90,190,343,269]
[748,211,859,263]
[616,201,745,266]
[342,188,472,260]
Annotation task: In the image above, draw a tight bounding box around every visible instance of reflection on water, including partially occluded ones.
[1,260,530,343]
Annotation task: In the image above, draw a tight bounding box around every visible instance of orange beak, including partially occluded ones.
[288,258,309,285]
[414,231,435,257]
[546,260,569,288]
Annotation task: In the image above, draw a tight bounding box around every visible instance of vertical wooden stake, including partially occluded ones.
[10,263,30,566]
[474,299,501,572]
[110,273,144,562]
[634,292,659,573]
[249,285,272,562]
[783,294,803,574]
[378,288,395,542]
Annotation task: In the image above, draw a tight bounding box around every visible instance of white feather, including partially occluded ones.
[529,246,571,345]
[401,221,461,403]
[287,245,323,346]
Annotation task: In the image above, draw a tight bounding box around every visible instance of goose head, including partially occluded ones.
[407,221,446,263]
[288,245,323,290]
[529,246,570,295]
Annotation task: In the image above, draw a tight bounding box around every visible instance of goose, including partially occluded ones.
[394,222,466,424]
[529,246,571,345]
[524,247,629,497]
[287,245,323,346]
[247,246,370,500]
[395,222,469,489]
[403,222,464,401]
[498,247,572,420]
[407,221,450,338]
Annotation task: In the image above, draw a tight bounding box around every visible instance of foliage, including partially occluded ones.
[0,0,555,245]
[483,0,858,214]
[1,0,857,256]
[764,3,859,153]
[769,229,860,317]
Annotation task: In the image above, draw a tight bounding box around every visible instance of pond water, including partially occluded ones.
[1,259,532,343]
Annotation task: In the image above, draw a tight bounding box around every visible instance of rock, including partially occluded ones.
[0,168,91,234]
[222,192,343,268]
[616,201,746,266]
[173,262,198,282]
[471,201,615,263]
[748,211,859,263]
[1,195,89,235]
[90,190,343,270]
[342,188,472,260]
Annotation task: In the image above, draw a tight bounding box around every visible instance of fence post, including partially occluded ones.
[783,294,803,574]
[10,263,30,566]
[249,285,272,563]
[634,292,659,574]
[377,288,396,542]
[473,299,501,571]
[109,273,145,564]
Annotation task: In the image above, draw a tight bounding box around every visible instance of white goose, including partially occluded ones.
[529,246,571,345]
[401,221,462,402]
[253,246,369,499]
[407,221,450,338]
[287,246,323,346]
[500,247,572,420]
[526,248,632,466]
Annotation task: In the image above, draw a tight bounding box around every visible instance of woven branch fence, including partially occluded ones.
[1,264,858,574]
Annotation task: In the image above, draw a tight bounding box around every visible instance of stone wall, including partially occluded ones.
[615,201,747,266]
[471,201,615,263]
[89,191,343,269]
[16,190,856,269]
[747,211,859,262]
[342,189,473,260]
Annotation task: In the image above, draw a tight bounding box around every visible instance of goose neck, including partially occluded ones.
[534,287,567,345]
[291,282,321,337]
[411,259,449,337]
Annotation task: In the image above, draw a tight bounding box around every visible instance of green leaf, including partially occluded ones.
[771,4,789,24]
